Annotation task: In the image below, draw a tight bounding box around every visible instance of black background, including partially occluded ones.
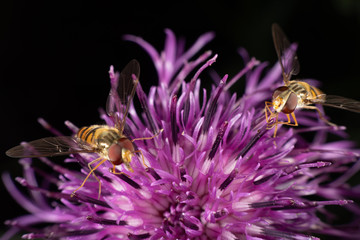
[1,0,359,237]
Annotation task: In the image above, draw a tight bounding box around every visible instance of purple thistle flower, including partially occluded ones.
[2,29,360,240]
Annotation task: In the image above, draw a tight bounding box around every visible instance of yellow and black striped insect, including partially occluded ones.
[265,23,360,137]
[6,59,158,198]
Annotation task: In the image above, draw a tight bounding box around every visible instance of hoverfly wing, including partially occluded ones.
[106,59,140,133]
[272,23,300,84]
[317,95,360,113]
[6,136,94,158]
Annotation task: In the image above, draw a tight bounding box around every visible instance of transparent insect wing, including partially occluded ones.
[106,59,140,133]
[319,95,360,113]
[6,136,94,158]
[272,23,300,83]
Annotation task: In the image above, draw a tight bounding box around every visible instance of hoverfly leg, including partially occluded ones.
[88,159,101,185]
[130,129,163,169]
[265,101,273,126]
[71,157,107,200]
[276,113,298,127]
[275,112,298,128]
[264,101,279,139]
[273,114,279,138]
[291,112,298,126]
[131,129,163,142]
[302,105,337,127]
[111,164,130,177]
[271,112,299,138]
[270,114,280,147]
[133,149,149,168]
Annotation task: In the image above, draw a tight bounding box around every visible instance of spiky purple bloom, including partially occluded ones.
[2,29,360,240]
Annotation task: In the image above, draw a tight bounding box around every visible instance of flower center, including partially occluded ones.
[162,202,202,236]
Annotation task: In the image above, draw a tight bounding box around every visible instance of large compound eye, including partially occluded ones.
[282,92,298,113]
[272,86,289,99]
[108,138,135,166]
[108,144,123,165]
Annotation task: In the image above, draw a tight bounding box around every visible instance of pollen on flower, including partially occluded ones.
[2,28,360,240]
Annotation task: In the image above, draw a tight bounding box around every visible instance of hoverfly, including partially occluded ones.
[265,23,360,137]
[6,59,160,199]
